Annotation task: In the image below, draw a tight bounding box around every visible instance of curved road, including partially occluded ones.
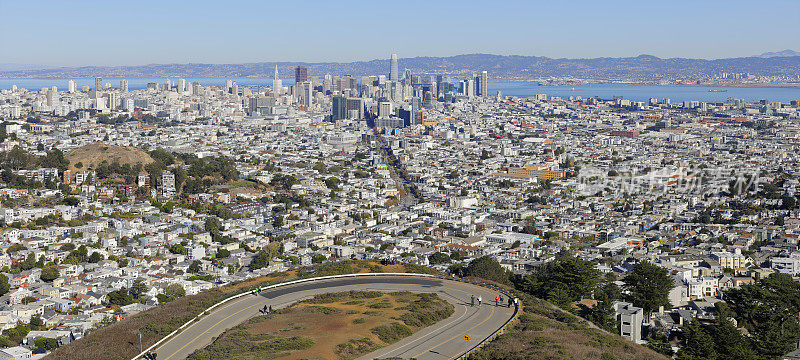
[154,275,515,360]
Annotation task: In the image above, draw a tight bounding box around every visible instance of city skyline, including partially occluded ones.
[1,0,798,67]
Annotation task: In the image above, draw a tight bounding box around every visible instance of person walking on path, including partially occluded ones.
[495,296,499,306]
[477,296,482,306]
[507,297,513,308]
[471,295,475,307]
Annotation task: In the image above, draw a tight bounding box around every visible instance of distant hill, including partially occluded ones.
[2,54,800,80]
[759,49,800,58]
[0,63,56,72]
[66,142,153,172]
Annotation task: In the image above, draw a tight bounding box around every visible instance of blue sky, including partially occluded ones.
[1,0,798,66]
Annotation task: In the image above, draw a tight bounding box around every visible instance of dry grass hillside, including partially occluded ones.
[467,292,669,360]
[66,142,153,172]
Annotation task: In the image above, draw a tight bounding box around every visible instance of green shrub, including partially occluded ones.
[371,322,413,344]
[335,337,379,358]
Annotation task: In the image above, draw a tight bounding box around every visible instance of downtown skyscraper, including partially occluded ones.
[390,54,399,82]
[295,66,308,84]
[273,65,282,95]
[480,71,488,96]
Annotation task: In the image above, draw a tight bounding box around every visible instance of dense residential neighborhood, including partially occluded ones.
[0,62,799,359]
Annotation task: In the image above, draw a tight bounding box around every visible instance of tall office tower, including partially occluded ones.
[466,79,475,98]
[390,54,399,82]
[323,74,333,93]
[471,73,479,96]
[107,92,117,109]
[428,76,437,97]
[164,79,172,90]
[302,82,313,108]
[225,79,233,91]
[403,69,412,85]
[46,91,55,107]
[423,91,433,109]
[120,79,129,92]
[411,97,422,124]
[68,80,77,93]
[94,76,103,91]
[178,79,186,93]
[379,102,392,117]
[295,66,307,84]
[331,95,347,121]
[346,97,364,119]
[480,71,488,96]
[273,65,283,95]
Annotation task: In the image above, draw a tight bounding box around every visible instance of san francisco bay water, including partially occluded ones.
[1,78,799,104]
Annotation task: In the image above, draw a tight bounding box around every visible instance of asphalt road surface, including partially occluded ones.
[154,275,516,360]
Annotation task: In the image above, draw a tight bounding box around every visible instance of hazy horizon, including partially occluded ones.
[1,50,799,71]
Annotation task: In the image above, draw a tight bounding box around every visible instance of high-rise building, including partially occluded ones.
[480,71,488,96]
[411,97,423,124]
[107,92,117,110]
[273,65,283,95]
[379,101,392,117]
[463,79,475,98]
[178,79,186,93]
[295,66,307,84]
[423,91,433,109]
[403,69,412,85]
[332,96,347,121]
[301,82,313,108]
[46,90,55,107]
[390,54,399,82]
[346,98,364,119]
[120,79,128,92]
[94,76,103,91]
[68,80,76,93]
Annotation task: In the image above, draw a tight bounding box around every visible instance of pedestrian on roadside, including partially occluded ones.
[495,296,499,306]
[471,295,475,307]
[507,297,513,308]
[478,296,482,306]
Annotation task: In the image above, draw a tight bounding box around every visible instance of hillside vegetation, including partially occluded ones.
[468,292,668,360]
[66,142,154,172]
